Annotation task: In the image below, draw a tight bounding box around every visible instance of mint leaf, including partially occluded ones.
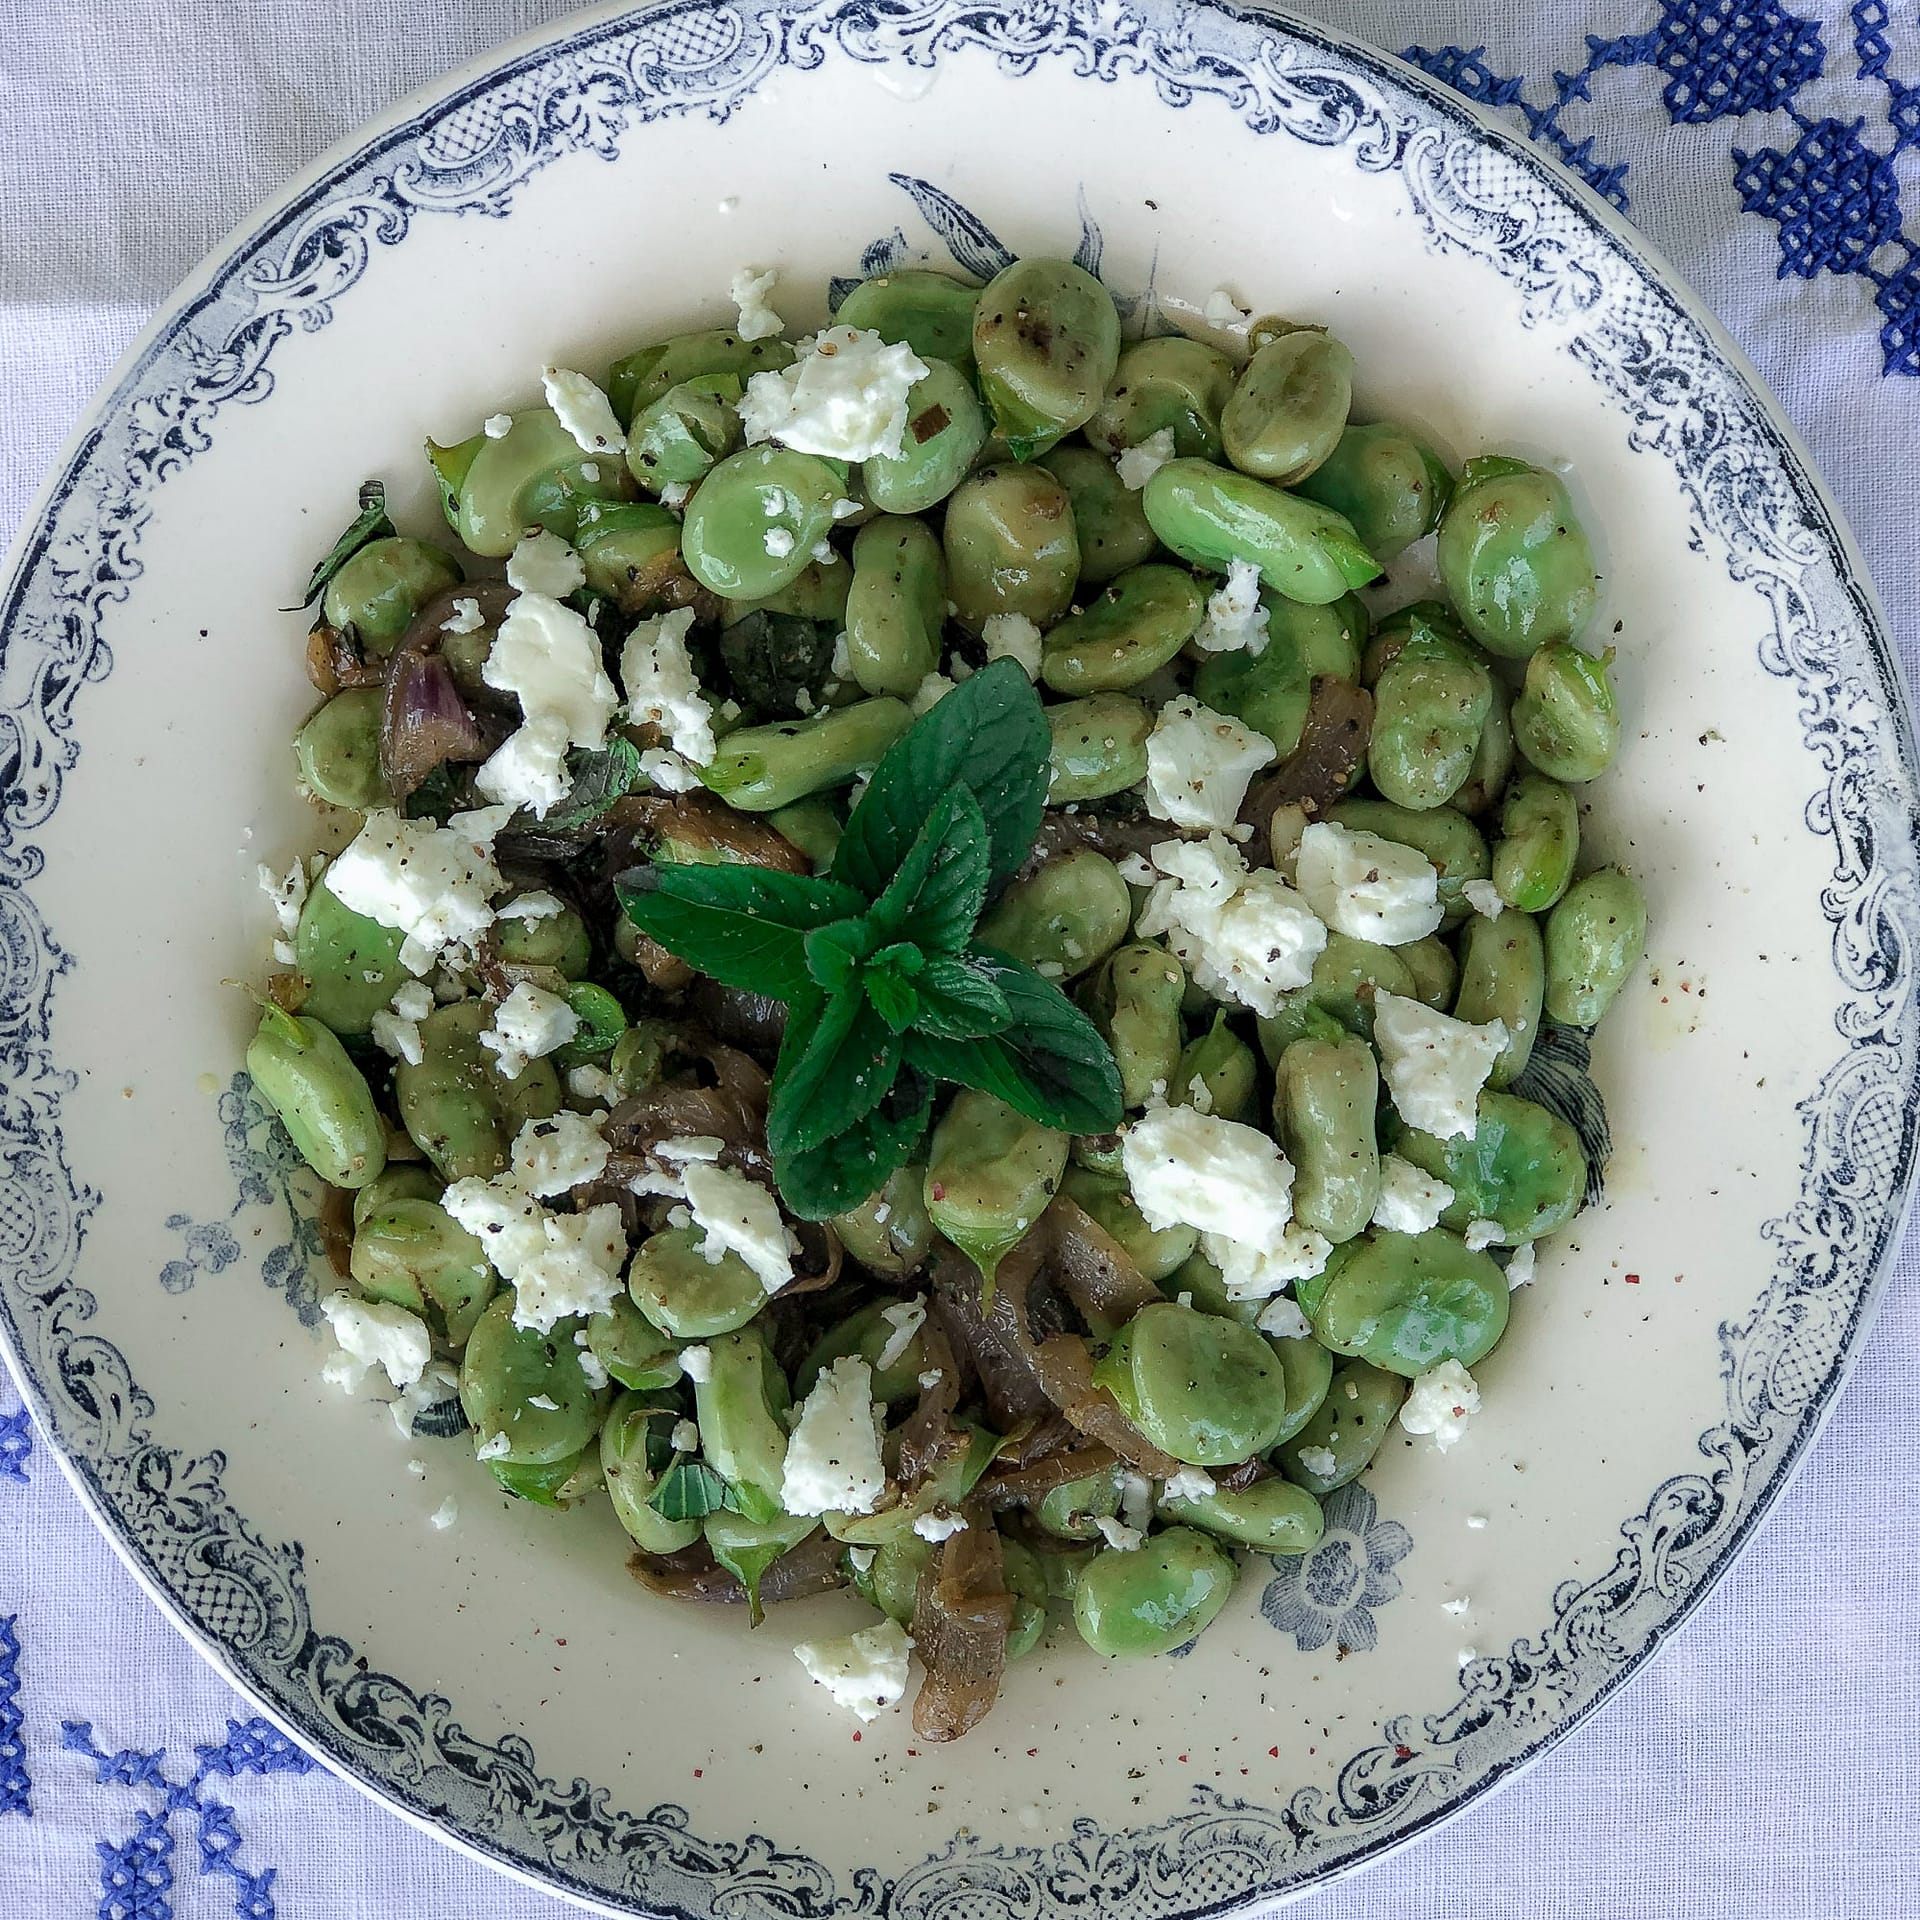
[831,659,1049,900]
[542,737,645,831]
[302,480,396,608]
[867,783,991,952]
[905,948,1122,1134]
[912,952,1013,1040]
[774,1070,934,1219]
[766,990,902,1157]
[650,1458,735,1522]
[863,951,922,1033]
[617,864,867,999]
[804,918,876,995]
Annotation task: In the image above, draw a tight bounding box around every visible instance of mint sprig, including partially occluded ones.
[616,660,1123,1218]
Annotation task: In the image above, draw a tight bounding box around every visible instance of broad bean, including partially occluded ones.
[1436,455,1598,658]
[1256,933,1416,1060]
[835,268,980,367]
[583,1295,685,1391]
[606,328,795,424]
[629,1225,769,1338]
[626,373,743,491]
[1174,1013,1259,1125]
[1512,643,1621,783]
[832,1160,935,1277]
[322,537,463,652]
[1157,1471,1325,1554]
[1310,1228,1509,1375]
[796,1298,930,1406]
[1001,1536,1051,1659]
[862,358,989,515]
[1046,693,1152,802]
[1367,620,1494,811]
[691,1325,791,1524]
[1493,773,1580,912]
[603,1394,702,1554]
[351,1164,440,1231]
[350,1197,494,1345]
[1277,1359,1405,1492]
[1193,592,1366,755]
[433,409,634,556]
[977,848,1132,982]
[573,501,687,615]
[853,1533,935,1623]
[1396,1090,1586,1244]
[1294,421,1453,561]
[1039,562,1204,694]
[1086,336,1237,460]
[491,905,592,978]
[925,1090,1068,1283]
[1544,867,1647,1025]
[1036,1469,1123,1542]
[972,257,1122,458]
[395,1000,561,1181]
[845,515,945,697]
[1220,330,1354,483]
[697,698,911,811]
[459,1292,609,1466]
[1397,934,1458,1011]
[1095,1301,1295,1465]
[1452,680,1515,817]
[1039,445,1160,584]
[723,555,852,629]
[294,876,407,1035]
[1072,1525,1237,1657]
[769,797,843,871]
[246,1006,387,1189]
[1091,944,1186,1108]
[681,446,846,599]
[943,464,1080,631]
[1266,1332,1337,1444]
[1453,911,1545,1085]
[1061,1165,1197,1283]
[1275,1034,1380,1242]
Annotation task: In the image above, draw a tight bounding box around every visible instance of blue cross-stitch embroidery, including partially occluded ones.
[0,1617,29,1817]
[1407,2,1920,375]
[63,1717,315,1920]
[0,1409,32,1485]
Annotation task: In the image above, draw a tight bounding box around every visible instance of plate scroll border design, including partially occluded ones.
[0,1,1916,1914]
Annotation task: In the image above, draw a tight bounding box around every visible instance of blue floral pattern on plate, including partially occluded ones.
[1262,1483,1414,1655]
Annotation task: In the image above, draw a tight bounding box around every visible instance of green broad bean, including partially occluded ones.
[1192,592,1367,755]
[681,446,846,599]
[1275,1034,1380,1243]
[1173,1014,1258,1124]
[690,1325,791,1525]
[832,1160,935,1277]
[1310,1228,1509,1375]
[852,1533,935,1624]
[606,328,795,425]
[925,1090,1069,1283]
[697,698,910,811]
[1512,643,1621,783]
[1162,1248,1257,1327]
[824,1424,997,1546]
[1072,1525,1237,1657]
[705,1510,818,1622]
[1036,1469,1123,1542]
[602,1395,701,1555]
[1095,1301,1295,1466]
[943,464,1081,631]
[350,1198,494,1346]
[977,848,1132,982]
[321,537,463,652]
[1453,912,1546,1086]
[1046,692,1152,802]
[395,1000,561,1181]
[247,1006,388,1190]
[972,257,1122,458]
[837,269,980,366]
[1141,458,1380,604]
[1277,1360,1405,1493]
[1001,1536,1051,1659]
[1396,1090,1586,1244]
[1544,867,1647,1026]
[626,373,743,491]
[1038,444,1159,584]
[1398,935,1457,1012]
[796,1298,931,1406]
[845,515,945,697]
[1038,562,1205,695]
[724,555,852,629]
[1266,1333,1337,1445]
[1085,336,1237,460]
[1294,421,1453,561]
[1255,933,1416,1061]
[492,906,592,979]
[351,1164,441,1231]
[1493,773,1580,912]
[1326,797,1491,926]
[583,1295,684,1391]
[488,1448,603,1507]
[629,1225,768,1339]
[573,501,686,614]
[1367,621,1494,812]
[1361,597,1468,686]
[1436,455,1598,658]
[293,878,407,1036]
[1061,1165,1196,1283]
[1219,330,1354,484]
[861,358,988,515]
[555,983,626,1069]
[768,798,843,871]
[1453,680,1515,817]
[1091,944,1187,1109]
[1157,1471,1325,1554]
[609,1024,669,1098]
[459,1293,609,1465]
[434,409,634,557]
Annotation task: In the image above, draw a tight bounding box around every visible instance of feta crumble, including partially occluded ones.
[910,671,955,717]
[1398,1359,1481,1451]
[430,1497,459,1531]
[1190,558,1269,656]
[370,1007,425,1066]
[258,860,307,934]
[1093,1516,1144,1551]
[737,325,929,462]
[1294,821,1444,946]
[1372,1153,1456,1235]
[567,1064,617,1106]
[475,712,571,818]
[1203,1225,1331,1300]
[479,981,580,1081]
[320,1292,431,1393]
[1122,1102,1297,1250]
[793,1618,913,1722]
[1145,696,1277,831]
[981,612,1044,680]
[1463,1217,1503,1251]
[388,1360,459,1438]
[670,1418,700,1454]
[763,526,796,559]
[1204,287,1251,330]
[476,591,620,816]
[496,891,563,923]
[483,413,514,439]
[505,528,587,599]
[475,1431,512,1462]
[1255,1295,1313,1342]
[679,1344,715,1384]
[639,747,702,792]
[781,1355,887,1516]
[877,1298,926,1371]
[1294,1445,1339,1479]
[683,1162,799,1295]
[912,1510,968,1543]
[1506,1242,1538,1289]
[321,807,507,976]
[1463,877,1506,920]
[729,265,784,342]
[1372,992,1506,1140]
[620,607,716,767]
[542,366,627,455]
[1160,1467,1216,1504]
[440,595,485,636]
[510,1110,610,1197]
[1114,426,1176,491]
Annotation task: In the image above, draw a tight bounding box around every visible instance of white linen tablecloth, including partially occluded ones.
[2,1,1915,1912]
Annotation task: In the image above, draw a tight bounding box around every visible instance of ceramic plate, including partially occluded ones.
[4,0,1916,1912]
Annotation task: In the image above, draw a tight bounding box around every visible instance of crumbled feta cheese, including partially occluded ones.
[831,496,862,520]
[510,1110,610,1197]
[910,671,955,717]
[475,712,572,818]
[1116,851,1156,887]
[1441,1594,1472,1617]
[476,1431,512,1461]
[1463,1217,1503,1251]
[482,591,618,749]
[1117,1469,1154,1530]
[1255,1296,1313,1341]
[440,594,485,636]
[1466,1512,1489,1530]
[496,892,563,924]
[811,540,836,564]
[671,1418,700,1454]
[320,1292,431,1392]
[479,982,579,1081]
[660,480,692,511]
[679,1344,714,1384]
[917,1368,944,1392]
[407,1459,427,1477]
[847,1545,877,1574]
[658,1136,726,1164]
[271,939,298,966]
[730,266,784,342]
[1372,1153,1456,1235]
[567,1064,617,1106]
[1134,833,1326,1018]
[443,1158,627,1336]
[1204,288,1251,330]
[391,980,434,1021]
[912,1510,968,1542]
[505,529,586,600]
[542,366,627,455]
[1114,426,1176,491]
[1093,1516,1144,1551]
[574,1339,611,1389]
[1202,1226,1331,1300]
[737,325,929,461]
[877,1298,926,1372]
[763,526,797,560]
[683,1162,799,1295]
[620,607,715,767]
[1506,1242,1537,1289]
[1372,992,1506,1140]
[639,747,703,792]
[1294,822,1444,946]
[369,1008,425,1066]
[981,612,1044,680]
[386,1359,459,1437]
[793,1618,913,1721]
[1145,696,1277,831]
[1160,1467,1216,1504]
[258,859,307,934]
[321,809,505,977]
[1122,1103,1296,1250]
[1398,1359,1481,1450]
[1463,878,1505,920]
[1294,1445,1338,1479]
[430,1497,459,1530]
[483,413,514,439]
[781,1355,888,1516]
[1190,558,1268,655]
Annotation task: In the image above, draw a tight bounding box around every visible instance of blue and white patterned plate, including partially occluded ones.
[2,1,1916,1911]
